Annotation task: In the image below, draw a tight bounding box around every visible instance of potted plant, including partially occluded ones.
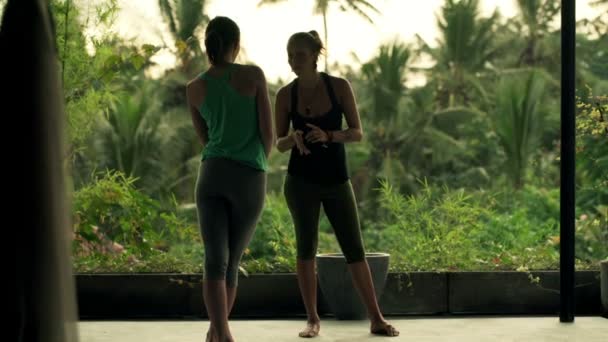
[316,252,390,319]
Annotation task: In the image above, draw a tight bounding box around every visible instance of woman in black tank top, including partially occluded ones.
[287,71,348,184]
[274,31,399,338]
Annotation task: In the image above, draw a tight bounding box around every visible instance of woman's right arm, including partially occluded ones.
[275,86,311,154]
[275,87,295,152]
[254,66,275,158]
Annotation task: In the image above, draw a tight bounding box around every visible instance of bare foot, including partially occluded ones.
[299,320,320,338]
[205,324,217,342]
[370,320,399,337]
[207,335,235,342]
[206,327,234,342]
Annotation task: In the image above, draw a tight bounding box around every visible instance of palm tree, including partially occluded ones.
[360,40,412,123]
[93,82,163,189]
[389,89,484,187]
[158,0,208,76]
[514,0,560,66]
[357,41,412,200]
[91,79,195,199]
[358,83,485,221]
[492,70,548,189]
[418,0,498,107]
[358,42,484,210]
[257,0,379,71]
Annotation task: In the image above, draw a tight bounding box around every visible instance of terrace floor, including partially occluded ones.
[79,316,608,341]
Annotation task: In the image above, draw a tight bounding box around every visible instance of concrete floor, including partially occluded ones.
[79,316,607,342]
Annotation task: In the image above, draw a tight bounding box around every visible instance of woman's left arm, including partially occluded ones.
[326,78,362,143]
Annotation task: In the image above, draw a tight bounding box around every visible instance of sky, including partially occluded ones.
[86,0,603,83]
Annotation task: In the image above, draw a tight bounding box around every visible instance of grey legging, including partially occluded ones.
[195,157,266,287]
[284,174,365,264]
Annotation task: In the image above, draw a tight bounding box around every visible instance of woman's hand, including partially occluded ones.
[305,124,329,144]
[293,130,311,155]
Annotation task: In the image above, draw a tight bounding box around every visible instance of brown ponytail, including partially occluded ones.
[204,16,240,66]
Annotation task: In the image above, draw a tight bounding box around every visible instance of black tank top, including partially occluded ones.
[287,72,349,185]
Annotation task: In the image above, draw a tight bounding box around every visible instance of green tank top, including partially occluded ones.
[198,64,268,171]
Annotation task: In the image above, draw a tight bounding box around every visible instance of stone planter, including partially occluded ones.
[316,252,390,320]
[75,270,601,318]
[449,271,600,314]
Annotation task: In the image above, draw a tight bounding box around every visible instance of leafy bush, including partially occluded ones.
[241,192,297,273]
[367,180,489,271]
[576,94,608,214]
[73,170,200,272]
[575,208,608,264]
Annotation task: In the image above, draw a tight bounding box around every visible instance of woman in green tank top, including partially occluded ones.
[186,16,274,342]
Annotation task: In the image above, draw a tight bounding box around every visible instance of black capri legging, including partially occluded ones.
[196,157,266,287]
[283,174,365,264]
